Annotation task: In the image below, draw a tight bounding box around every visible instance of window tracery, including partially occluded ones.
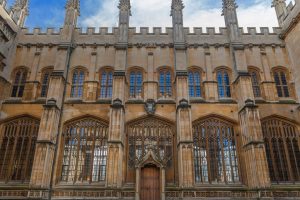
[129,70,143,98]
[0,117,39,183]
[188,70,202,98]
[193,117,239,184]
[11,68,28,98]
[217,69,231,98]
[40,68,53,98]
[71,69,85,98]
[159,69,172,98]
[127,116,174,168]
[249,69,261,98]
[99,69,113,99]
[60,117,108,183]
[262,117,300,183]
[273,70,290,98]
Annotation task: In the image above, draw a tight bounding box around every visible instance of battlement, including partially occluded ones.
[19,26,282,37]
[280,0,300,38]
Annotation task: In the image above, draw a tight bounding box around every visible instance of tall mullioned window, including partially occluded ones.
[274,70,290,98]
[193,117,239,184]
[217,70,231,98]
[0,117,39,182]
[61,117,108,183]
[40,68,53,97]
[129,70,143,98]
[249,70,261,98]
[11,68,28,98]
[189,70,202,98]
[71,69,85,98]
[99,69,113,99]
[159,69,172,98]
[262,117,300,183]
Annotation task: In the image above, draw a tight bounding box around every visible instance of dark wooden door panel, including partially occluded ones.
[141,166,160,200]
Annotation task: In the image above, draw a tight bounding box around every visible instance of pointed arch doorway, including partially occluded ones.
[140,164,160,200]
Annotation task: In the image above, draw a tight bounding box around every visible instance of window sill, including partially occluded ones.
[190,97,205,103]
[65,98,83,103]
[278,98,297,104]
[218,98,236,103]
[96,99,112,104]
[55,182,106,188]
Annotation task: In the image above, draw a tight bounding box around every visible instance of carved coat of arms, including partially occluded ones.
[145,99,156,115]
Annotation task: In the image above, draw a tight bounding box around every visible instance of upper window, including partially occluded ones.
[193,117,239,184]
[217,69,231,98]
[273,70,290,98]
[262,117,299,183]
[61,117,108,183]
[159,69,172,98]
[71,69,85,98]
[129,70,143,98]
[188,70,202,98]
[11,68,28,98]
[0,116,39,183]
[99,69,113,99]
[40,68,53,98]
[249,70,261,98]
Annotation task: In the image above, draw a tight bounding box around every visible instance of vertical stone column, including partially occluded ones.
[106,72,126,188]
[234,73,271,188]
[239,100,271,188]
[84,50,98,101]
[28,38,73,198]
[29,71,66,198]
[176,73,194,188]
[260,47,278,101]
[203,46,218,101]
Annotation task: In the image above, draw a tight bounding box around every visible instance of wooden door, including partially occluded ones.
[141,166,160,200]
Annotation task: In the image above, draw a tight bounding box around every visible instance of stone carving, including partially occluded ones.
[144,99,156,114]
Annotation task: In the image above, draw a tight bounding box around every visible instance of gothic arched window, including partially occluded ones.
[71,69,85,98]
[127,116,174,168]
[61,117,108,183]
[0,117,39,182]
[217,70,231,98]
[262,117,300,183]
[249,69,261,98]
[40,68,53,98]
[273,70,290,98]
[159,69,172,98]
[193,117,239,184]
[189,70,202,98]
[99,69,113,99]
[11,68,28,98]
[129,70,143,98]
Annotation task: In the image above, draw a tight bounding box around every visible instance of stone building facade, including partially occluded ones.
[0,0,300,199]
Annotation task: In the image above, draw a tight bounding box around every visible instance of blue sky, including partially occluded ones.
[5,0,296,28]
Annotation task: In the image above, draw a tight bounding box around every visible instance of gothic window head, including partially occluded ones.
[40,67,53,98]
[217,69,231,98]
[11,68,28,98]
[61,117,108,183]
[99,68,113,99]
[127,116,174,169]
[273,69,290,98]
[159,69,173,98]
[262,117,300,183]
[188,69,202,98]
[129,69,143,99]
[0,116,39,183]
[71,68,85,98]
[249,68,262,98]
[193,116,240,184]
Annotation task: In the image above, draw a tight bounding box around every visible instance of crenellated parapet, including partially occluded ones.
[16,26,284,48]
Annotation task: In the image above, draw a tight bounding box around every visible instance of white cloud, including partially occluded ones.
[80,0,292,29]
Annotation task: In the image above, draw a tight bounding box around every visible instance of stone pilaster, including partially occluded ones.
[28,71,66,199]
[239,100,271,189]
[106,94,125,188]
[176,74,194,187]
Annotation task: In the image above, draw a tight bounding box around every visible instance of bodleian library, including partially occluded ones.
[0,0,300,199]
